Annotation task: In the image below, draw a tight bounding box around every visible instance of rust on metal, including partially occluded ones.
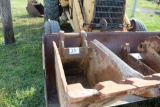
[119,43,156,76]
[134,35,160,73]
[99,19,107,32]
[137,36,160,58]
[42,31,160,106]
[26,2,44,17]
[58,30,88,57]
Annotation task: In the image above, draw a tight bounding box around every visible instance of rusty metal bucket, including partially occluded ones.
[42,31,160,107]
[26,3,44,17]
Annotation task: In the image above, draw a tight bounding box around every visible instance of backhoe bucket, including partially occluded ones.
[26,3,44,17]
[43,31,160,107]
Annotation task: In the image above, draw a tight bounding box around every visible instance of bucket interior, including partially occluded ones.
[59,40,145,88]
[34,4,44,15]
[62,58,90,88]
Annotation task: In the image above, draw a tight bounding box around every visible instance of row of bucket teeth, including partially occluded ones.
[67,73,160,104]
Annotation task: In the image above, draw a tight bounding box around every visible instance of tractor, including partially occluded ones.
[43,0,147,34]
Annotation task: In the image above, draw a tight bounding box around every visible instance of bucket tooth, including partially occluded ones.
[67,83,99,103]
[95,81,136,99]
[124,78,160,87]
[124,76,160,98]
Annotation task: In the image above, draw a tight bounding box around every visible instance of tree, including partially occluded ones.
[0,0,15,45]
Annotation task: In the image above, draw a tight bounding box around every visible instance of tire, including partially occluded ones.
[44,0,59,21]
[44,20,60,34]
[129,18,147,31]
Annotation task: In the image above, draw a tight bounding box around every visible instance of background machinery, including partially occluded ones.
[26,0,44,17]
[44,0,147,33]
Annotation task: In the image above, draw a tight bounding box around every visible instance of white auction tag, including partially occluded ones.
[131,54,142,59]
[69,48,80,54]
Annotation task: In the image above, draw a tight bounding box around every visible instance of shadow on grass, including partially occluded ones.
[16,14,44,19]
[0,21,45,106]
[0,21,44,44]
[155,11,160,15]
[13,22,73,43]
[0,27,3,37]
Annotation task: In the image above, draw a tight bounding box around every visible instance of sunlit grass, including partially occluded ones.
[127,0,160,10]
[0,0,44,106]
[126,0,160,31]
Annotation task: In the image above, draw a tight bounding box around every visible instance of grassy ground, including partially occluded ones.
[0,0,160,107]
[126,0,160,31]
[127,0,160,10]
[0,0,44,106]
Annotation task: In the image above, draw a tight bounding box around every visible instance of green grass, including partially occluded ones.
[0,0,160,107]
[127,0,160,10]
[126,0,160,31]
[0,0,45,106]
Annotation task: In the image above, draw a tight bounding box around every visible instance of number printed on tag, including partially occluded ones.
[69,48,80,54]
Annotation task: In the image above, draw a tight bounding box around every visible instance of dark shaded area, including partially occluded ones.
[14,14,43,19]
[60,21,73,32]
[155,11,160,15]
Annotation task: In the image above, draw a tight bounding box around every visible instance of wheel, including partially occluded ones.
[129,18,147,31]
[44,0,59,21]
[44,20,60,34]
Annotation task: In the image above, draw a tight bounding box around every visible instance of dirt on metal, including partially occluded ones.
[43,31,160,107]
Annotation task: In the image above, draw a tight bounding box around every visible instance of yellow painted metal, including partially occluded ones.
[60,0,69,7]
[61,0,129,32]
[72,3,80,32]
[65,11,75,31]
[73,0,84,30]
[65,0,84,32]
[83,0,95,24]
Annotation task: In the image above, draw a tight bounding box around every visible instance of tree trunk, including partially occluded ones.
[0,0,15,45]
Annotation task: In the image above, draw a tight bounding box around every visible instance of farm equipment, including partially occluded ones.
[42,0,160,107]
[26,0,44,17]
[43,31,160,107]
[44,0,147,33]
